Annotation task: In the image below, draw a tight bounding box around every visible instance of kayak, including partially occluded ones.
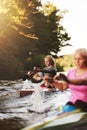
[19,88,34,97]
[40,111,87,130]
[20,76,57,97]
[19,86,57,97]
[21,105,87,130]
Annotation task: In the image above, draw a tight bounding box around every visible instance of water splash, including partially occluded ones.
[22,79,32,89]
[29,83,51,113]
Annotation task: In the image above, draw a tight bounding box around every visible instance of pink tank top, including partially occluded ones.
[67,68,87,104]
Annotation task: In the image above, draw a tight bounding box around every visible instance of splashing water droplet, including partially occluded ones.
[29,83,50,113]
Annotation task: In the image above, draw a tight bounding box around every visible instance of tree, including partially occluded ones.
[37,2,71,55]
[0,0,71,79]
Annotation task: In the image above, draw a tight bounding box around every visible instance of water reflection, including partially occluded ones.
[0,80,70,130]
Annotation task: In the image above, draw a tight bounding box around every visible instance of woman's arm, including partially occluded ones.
[68,78,87,85]
[58,73,87,85]
[52,80,68,91]
[43,75,69,91]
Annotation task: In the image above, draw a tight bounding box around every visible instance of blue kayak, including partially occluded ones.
[21,104,87,130]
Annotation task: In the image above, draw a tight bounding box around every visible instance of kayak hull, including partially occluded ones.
[19,85,57,97]
[20,89,34,97]
[21,108,86,130]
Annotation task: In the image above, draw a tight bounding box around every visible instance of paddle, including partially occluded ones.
[29,72,69,84]
[30,72,54,84]
[22,67,55,84]
[31,72,43,83]
[59,73,70,83]
[22,67,43,83]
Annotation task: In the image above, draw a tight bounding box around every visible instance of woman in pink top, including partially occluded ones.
[51,48,87,112]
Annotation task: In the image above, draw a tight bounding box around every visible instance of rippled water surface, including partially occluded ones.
[0,80,70,130]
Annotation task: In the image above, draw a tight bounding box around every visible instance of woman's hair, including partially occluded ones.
[44,55,56,67]
[75,48,87,66]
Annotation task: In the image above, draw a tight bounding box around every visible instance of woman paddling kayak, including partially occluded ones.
[44,48,87,112]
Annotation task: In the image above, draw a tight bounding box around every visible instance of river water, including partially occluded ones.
[0,79,70,130]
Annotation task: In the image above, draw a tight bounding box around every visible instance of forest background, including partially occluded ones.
[0,0,74,80]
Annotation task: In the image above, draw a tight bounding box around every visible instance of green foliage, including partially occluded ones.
[40,2,71,54]
[32,54,45,68]
[0,0,71,79]
[56,63,64,72]
[24,54,45,70]
[56,54,75,72]
[0,37,23,79]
